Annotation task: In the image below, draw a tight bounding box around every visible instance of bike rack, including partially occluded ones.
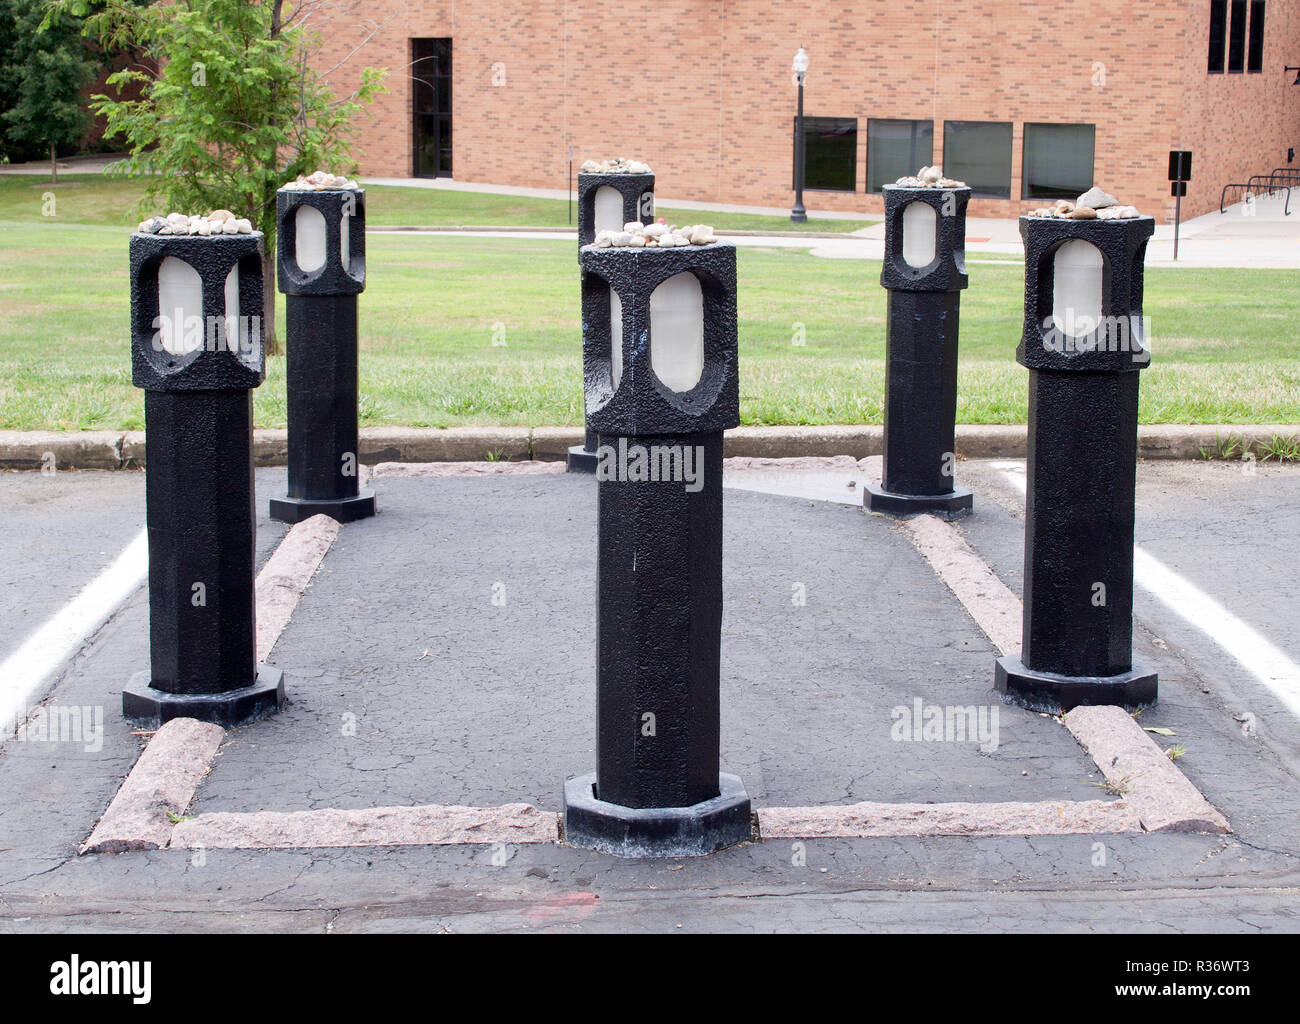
[1220,181,1292,215]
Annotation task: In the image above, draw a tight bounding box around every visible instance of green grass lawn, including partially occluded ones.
[1,176,1297,430]
[0,173,874,234]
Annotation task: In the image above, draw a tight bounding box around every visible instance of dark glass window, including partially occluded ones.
[412,38,452,177]
[1021,123,1096,201]
[793,116,858,192]
[866,119,934,193]
[1248,1,1265,72]
[1208,0,1227,72]
[942,121,1013,199]
[1228,0,1247,72]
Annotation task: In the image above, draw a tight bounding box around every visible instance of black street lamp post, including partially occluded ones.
[790,47,809,224]
[865,183,974,518]
[563,238,751,857]
[269,185,375,524]
[123,229,285,728]
[995,213,1159,713]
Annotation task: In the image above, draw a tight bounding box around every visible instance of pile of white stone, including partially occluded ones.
[1028,187,1140,220]
[894,165,966,188]
[579,157,652,175]
[280,169,360,191]
[593,220,715,248]
[137,209,254,236]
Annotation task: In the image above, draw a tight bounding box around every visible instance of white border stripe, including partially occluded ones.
[0,529,147,735]
[994,464,1300,720]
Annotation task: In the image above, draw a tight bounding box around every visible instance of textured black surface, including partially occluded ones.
[595,432,725,809]
[276,188,366,296]
[1005,218,1158,709]
[563,772,752,858]
[1021,372,1142,676]
[1005,373,1158,709]
[864,481,973,518]
[567,443,598,473]
[873,187,969,511]
[275,293,367,517]
[579,242,739,436]
[269,489,376,524]
[122,665,285,729]
[137,391,260,699]
[1018,215,1155,373]
[879,185,970,293]
[995,656,1157,714]
[576,172,655,246]
[876,289,965,502]
[570,244,743,837]
[573,173,655,462]
[130,232,266,392]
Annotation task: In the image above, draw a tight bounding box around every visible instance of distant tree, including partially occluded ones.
[2,0,96,181]
[47,0,387,352]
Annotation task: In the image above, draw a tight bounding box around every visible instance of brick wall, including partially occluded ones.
[312,1,1299,221]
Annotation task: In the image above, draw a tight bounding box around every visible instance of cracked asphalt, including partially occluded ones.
[1,460,1298,932]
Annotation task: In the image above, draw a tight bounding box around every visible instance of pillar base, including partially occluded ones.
[865,482,973,520]
[995,655,1157,714]
[563,771,752,858]
[123,665,285,729]
[269,489,376,524]
[566,444,599,474]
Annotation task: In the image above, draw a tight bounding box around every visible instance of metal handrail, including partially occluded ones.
[1220,182,1291,215]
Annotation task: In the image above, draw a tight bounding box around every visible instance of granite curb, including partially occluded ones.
[5,424,1296,471]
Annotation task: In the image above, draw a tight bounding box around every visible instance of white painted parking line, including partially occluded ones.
[991,462,1300,721]
[0,529,148,735]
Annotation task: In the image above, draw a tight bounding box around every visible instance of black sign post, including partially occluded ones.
[1169,150,1192,261]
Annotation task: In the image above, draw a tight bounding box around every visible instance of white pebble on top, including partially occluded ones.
[579,157,652,175]
[1027,186,1140,220]
[280,169,360,191]
[592,219,715,249]
[894,165,967,189]
[136,209,254,236]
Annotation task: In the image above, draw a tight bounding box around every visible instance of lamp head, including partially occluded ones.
[792,47,809,81]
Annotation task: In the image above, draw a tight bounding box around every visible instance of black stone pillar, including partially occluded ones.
[568,171,655,473]
[865,184,973,518]
[995,214,1159,712]
[269,186,375,523]
[563,240,751,857]
[123,230,285,727]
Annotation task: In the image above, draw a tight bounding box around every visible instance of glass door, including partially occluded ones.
[412,38,452,177]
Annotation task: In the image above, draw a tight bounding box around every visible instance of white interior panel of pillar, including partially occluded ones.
[157,256,203,356]
[1052,239,1104,338]
[902,201,937,268]
[223,265,242,351]
[295,204,327,273]
[649,272,704,393]
[610,285,623,390]
[340,211,351,272]
[594,186,623,235]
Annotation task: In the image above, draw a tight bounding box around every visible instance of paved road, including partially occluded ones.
[0,461,1297,932]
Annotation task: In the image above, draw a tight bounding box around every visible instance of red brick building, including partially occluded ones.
[315,1,1300,220]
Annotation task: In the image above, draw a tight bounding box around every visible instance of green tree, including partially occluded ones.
[3,0,96,181]
[49,0,386,351]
